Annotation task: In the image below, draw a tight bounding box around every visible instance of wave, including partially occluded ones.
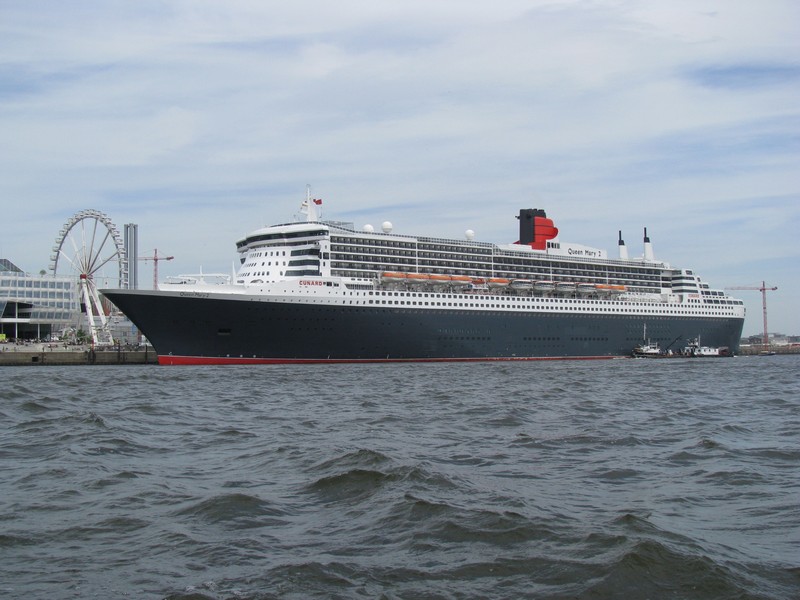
[577,538,750,598]
[304,450,462,507]
[174,493,289,528]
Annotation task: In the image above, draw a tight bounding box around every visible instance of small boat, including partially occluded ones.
[533,280,553,292]
[632,340,663,358]
[382,272,407,282]
[487,277,510,288]
[683,337,730,357]
[596,284,626,295]
[633,324,664,358]
[577,283,596,295]
[556,281,576,294]
[406,273,430,284]
[511,279,535,290]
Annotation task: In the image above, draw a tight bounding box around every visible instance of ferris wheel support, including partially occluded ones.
[79,273,114,346]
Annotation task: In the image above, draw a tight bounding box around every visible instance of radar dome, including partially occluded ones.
[363,224,374,233]
[381,221,393,233]
[465,229,475,241]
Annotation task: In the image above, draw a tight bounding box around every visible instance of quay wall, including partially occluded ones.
[0,348,157,366]
[737,346,800,356]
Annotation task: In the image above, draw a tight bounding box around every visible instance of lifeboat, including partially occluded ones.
[511,279,534,290]
[406,273,430,284]
[556,281,576,293]
[382,272,407,282]
[577,283,596,294]
[533,280,554,292]
[487,278,510,288]
[596,284,626,294]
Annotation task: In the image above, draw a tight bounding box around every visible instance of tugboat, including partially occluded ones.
[632,324,666,358]
[632,340,664,358]
[683,337,730,357]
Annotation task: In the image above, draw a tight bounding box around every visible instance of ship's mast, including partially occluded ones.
[301,184,321,222]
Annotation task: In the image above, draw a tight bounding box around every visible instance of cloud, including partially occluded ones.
[0,0,797,336]
[686,63,800,90]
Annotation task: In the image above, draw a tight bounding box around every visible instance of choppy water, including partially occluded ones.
[1,356,799,599]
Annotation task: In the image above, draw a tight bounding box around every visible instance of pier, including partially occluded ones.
[0,343,157,366]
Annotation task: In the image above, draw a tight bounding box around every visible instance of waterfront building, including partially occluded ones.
[0,259,80,340]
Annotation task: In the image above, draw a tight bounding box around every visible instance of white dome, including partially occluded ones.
[363,224,374,233]
[381,221,393,233]
[465,229,475,241]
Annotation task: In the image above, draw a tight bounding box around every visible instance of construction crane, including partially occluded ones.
[726,281,778,349]
[139,249,174,290]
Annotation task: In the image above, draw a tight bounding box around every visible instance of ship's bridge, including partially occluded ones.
[236,223,330,254]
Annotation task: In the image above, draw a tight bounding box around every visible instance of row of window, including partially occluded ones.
[237,229,326,249]
[28,311,75,321]
[329,249,664,279]
[359,299,736,315]
[1,290,75,300]
[0,279,74,289]
[329,253,664,277]
[330,264,656,289]
[265,288,741,317]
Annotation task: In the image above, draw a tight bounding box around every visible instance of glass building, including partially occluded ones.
[0,259,80,340]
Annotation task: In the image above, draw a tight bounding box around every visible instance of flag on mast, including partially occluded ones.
[299,185,322,221]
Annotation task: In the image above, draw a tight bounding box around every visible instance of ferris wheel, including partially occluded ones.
[50,209,128,346]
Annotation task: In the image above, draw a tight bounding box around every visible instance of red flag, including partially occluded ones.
[313,198,323,205]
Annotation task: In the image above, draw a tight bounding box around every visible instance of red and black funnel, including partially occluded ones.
[516,209,559,250]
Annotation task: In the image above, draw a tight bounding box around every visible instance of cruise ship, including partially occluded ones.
[101,196,745,364]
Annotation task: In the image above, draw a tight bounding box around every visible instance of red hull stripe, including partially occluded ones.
[157,355,622,365]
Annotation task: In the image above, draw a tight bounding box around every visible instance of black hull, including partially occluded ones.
[103,290,744,365]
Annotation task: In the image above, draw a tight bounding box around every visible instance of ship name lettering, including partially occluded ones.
[568,248,599,257]
[179,291,210,298]
[300,280,324,286]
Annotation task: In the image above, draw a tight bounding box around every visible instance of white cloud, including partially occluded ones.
[0,0,797,336]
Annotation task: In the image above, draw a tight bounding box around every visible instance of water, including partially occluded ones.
[1,356,798,599]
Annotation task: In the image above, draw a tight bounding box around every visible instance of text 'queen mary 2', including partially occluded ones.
[101,197,745,365]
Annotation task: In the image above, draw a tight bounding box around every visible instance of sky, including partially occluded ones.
[1,0,798,337]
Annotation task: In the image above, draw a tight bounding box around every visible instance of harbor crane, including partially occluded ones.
[139,249,174,290]
[726,281,778,349]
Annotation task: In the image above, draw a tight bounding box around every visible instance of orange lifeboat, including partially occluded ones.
[406,273,430,284]
[487,278,510,288]
[382,272,407,281]
[596,284,626,294]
